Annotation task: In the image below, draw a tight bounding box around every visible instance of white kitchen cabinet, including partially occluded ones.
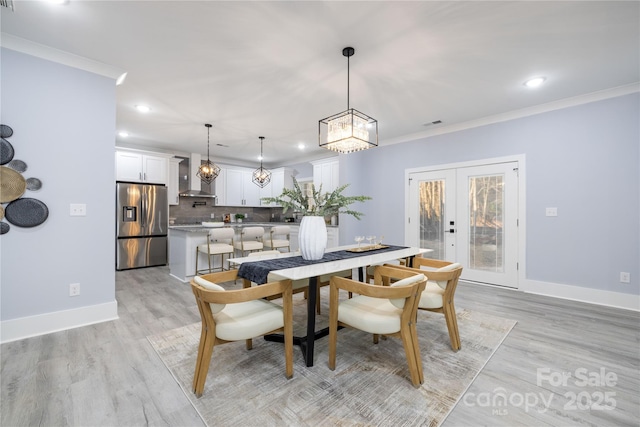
[262,167,294,207]
[116,150,169,184]
[312,158,339,194]
[167,158,183,205]
[327,226,339,248]
[215,166,294,207]
[223,167,261,206]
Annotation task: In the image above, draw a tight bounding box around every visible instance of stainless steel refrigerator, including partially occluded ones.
[116,182,168,270]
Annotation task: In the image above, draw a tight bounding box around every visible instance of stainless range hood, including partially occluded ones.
[179,153,217,199]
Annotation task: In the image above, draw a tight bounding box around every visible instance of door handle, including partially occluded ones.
[448,229,455,233]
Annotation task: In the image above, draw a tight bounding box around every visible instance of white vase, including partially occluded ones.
[299,216,327,260]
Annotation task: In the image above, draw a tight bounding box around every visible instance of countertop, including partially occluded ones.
[169,222,338,233]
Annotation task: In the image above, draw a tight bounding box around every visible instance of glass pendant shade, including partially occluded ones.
[252,136,271,188]
[319,47,377,153]
[198,123,220,184]
[319,108,378,153]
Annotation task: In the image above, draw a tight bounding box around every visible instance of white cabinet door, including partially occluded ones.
[312,158,339,193]
[224,168,245,206]
[116,151,143,182]
[116,151,168,184]
[242,170,261,206]
[168,158,182,205]
[143,155,168,184]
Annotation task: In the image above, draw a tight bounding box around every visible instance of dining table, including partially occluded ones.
[228,244,431,367]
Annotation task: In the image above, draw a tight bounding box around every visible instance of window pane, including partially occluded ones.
[419,180,445,260]
[468,174,504,272]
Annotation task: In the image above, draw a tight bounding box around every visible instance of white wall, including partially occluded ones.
[340,93,639,304]
[0,48,117,342]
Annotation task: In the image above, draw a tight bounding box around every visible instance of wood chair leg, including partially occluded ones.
[246,338,253,350]
[410,321,424,383]
[443,303,461,351]
[193,328,215,397]
[373,334,379,344]
[316,286,321,315]
[328,288,339,370]
[399,326,422,388]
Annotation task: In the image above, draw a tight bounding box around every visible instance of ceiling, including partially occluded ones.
[1,1,638,168]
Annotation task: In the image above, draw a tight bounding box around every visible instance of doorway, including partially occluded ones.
[407,160,520,288]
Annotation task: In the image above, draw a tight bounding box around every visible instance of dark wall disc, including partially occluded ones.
[1,138,14,165]
[5,198,49,227]
[0,125,13,138]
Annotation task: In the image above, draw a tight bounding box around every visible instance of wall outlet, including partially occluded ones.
[69,283,80,296]
[210,213,215,219]
[70,203,86,216]
[545,207,558,217]
[620,272,631,283]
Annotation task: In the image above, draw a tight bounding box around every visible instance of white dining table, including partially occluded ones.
[228,244,431,367]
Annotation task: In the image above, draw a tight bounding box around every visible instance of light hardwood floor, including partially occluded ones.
[1,266,638,426]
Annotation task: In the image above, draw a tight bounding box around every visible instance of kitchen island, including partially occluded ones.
[168,223,339,282]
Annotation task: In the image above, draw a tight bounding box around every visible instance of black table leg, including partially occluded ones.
[304,276,318,366]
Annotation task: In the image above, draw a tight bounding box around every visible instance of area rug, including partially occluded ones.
[148,289,516,427]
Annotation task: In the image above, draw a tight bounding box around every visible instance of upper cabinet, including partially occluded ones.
[115,150,170,185]
[167,157,183,205]
[312,158,339,193]
[214,165,294,207]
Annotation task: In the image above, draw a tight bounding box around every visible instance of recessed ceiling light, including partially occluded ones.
[257,155,263,161]
[118,131,129,138]
[524,77,546,88]
[135,104,151,113]
[298,143,305,150]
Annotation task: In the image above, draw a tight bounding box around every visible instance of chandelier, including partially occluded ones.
[319,47,378,153]
[197,123,220,185]
[252,136,272,188]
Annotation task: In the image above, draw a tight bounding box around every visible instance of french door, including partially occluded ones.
[407,162,519,288]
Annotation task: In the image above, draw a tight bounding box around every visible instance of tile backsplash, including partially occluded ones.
[169,197,286,224]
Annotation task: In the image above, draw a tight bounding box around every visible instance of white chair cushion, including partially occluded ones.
[338,296,402,335]
[418,262,462,289]
[214,299,284,341]
[389,273,426,308]
[234,241,264,251]
[197,243,234,255]
[418,281,445,309]
[265,239,289,249]
[193,276,226,314]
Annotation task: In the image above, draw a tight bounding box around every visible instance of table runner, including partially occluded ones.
[238,245,407,285]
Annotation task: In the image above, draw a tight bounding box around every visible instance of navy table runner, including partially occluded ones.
[237,245,407,285]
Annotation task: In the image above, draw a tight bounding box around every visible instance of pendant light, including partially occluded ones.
[252,136,271,188]
[197,123,220,184]
[319,47,378,153]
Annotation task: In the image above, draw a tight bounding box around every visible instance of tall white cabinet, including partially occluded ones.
[312,158,339,193]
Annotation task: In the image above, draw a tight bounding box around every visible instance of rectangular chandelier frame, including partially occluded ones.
[319,108,378,154]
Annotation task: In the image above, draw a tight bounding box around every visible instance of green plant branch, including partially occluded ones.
[261,177,371,219]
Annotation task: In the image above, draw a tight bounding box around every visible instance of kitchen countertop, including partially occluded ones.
[169,222,338,233]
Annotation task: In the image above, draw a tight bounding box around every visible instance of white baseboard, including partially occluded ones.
[521,279,640,312]
[0,301,119,344]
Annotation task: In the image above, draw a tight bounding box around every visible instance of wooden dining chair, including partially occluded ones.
[190,269,294,397]
[328,265,427,387]
[386,258,463,351]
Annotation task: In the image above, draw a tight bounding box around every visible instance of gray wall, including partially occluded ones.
[1,48,116,321]
[340,93,639,295]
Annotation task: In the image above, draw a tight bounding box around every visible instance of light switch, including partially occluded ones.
[70,203,87,216]
[545,207,557,217]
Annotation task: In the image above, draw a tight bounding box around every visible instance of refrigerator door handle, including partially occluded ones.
[141,191,147,228]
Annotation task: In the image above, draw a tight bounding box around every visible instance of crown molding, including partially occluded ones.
[384,82,640,146]
[0,33,126,83]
